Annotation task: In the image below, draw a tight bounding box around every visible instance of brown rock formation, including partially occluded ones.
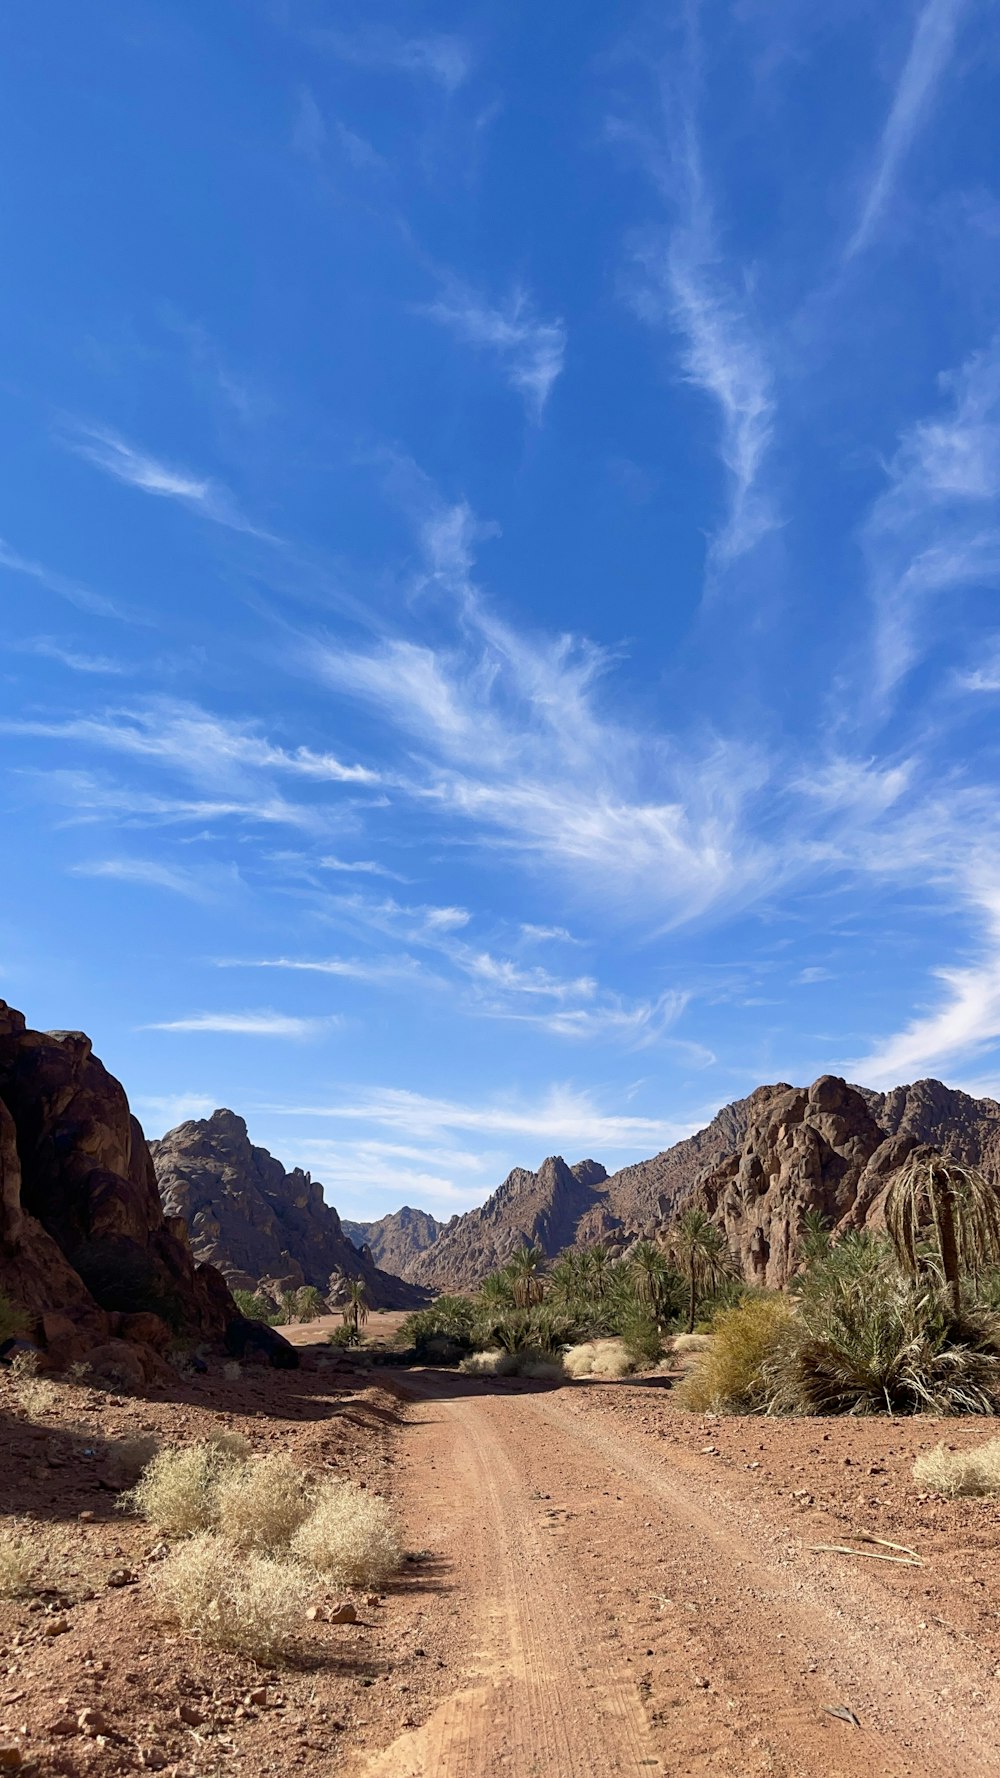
[341,1206,445,1281]
[0,1001,236,1370]
[150,1111,429,1309]
[689,1075,1000,1287]
[407,1157,610,1293]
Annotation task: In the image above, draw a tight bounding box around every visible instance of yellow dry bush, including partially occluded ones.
[0,1521,39,1597]
[563,1338,634,1380]
[9,1353,58,1417]
[675,1295,794,1413]
[459,1350,517,1376]
[913,1437,1000,1498]
[106,1434,161,1489]
[670,1332,714,1357]
[215,1454,312,1553]
[153,1532,310,1659]
[205,1430,252,1460]
[291,1480,402,1587]
[123,1441,235,1536]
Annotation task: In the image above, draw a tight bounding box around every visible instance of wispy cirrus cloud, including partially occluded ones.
[0,538,125,620]
[612,31,777,569]
[846,0,971,260]
[312,25,471,92]
[420,279,566,420]
[144,1010,333,1038]
[863,334,1000,697]
[72,857,215,899]
[12,637,125,675]
[61,423,275,539]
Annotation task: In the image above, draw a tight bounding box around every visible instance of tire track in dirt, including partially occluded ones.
[354,1377,1000,1778]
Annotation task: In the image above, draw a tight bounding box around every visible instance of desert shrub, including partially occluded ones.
[232,1289,283,1326]
[676,1295,794,1412]
[913,1437,1000,1497]
[399,1297,476,1358]
[153,1532,310,1659]
[215,1455,312,1553]
[291,1479,401,1587]
[291,1286,326,1322]
[517,1356,565,1380]
[327,1324,358,1350]
[459,1348,517,1376]
[670,1332,714,1356]
[0,1521,38,1597]
[123,1441,235,1536]
[563,1338,635,1380]
[764,1234,1000,1416]
[0,1289,29,1345]
[106,1434,161,1487]
[9,1352,58,1417]
[619,1305,664,1368]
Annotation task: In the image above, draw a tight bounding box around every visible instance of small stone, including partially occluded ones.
[305,1605,327,1622]
[0,1743,22,1769]
[246,1688,268,1708]
[43,1618,71,1637]
[48,1718,77,1737]
[139,1751,167,1771]
[328,1602,357,1624]
[176,1703,204,1727]
[79,1511,96,1523]
[693,1675,710,1689]
[78,1708,108,1737]
[365,1595,381,1608]
[107,1569,138,1588]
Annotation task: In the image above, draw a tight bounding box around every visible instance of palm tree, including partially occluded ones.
[505,1246,545,1308]
[885,1148,1000,1315]
[669,1209,732,1333]
[579,1244,612,1302]
[628,1240,673,1325]
[341,1278,369,1339]
[294,1285,325,1322]
[479,1269,517,1311]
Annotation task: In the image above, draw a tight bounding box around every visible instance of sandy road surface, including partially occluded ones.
[354,1374,1000,1778]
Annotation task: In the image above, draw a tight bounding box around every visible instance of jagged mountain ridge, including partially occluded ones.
[405,1077,1000,1294]
[342,1206,445,1280]
[150,1111,429,1310]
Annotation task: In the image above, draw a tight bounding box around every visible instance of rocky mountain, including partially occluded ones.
[342,1206,445,1280]
[0,1000,237,1380]
[406,1074,1000,1294]
[689,1074,1000,1287]
[406,1157,612,1293]
[150,1111,429,1309]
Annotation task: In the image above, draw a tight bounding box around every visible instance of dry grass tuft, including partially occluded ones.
[563,1338,634,1380]
[670,1333,714,1357]
[0,1522,40,1597]
[517,1357,565,1380]
[9,1353,58,1417]
[215,1454,312,1553]
[153,1532,310,1659]
[106,1434,161,1488]
[291,1480,402,1587]
[913,1437,1000,1497]
[205,1430,253,1460]
[675,1296,794,1413]
[123,1442,236,1536]
[459,1349,517,1376]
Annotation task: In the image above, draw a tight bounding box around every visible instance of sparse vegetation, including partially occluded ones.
[153,1532,311,1659]
[562,1338,635,1379]
[123,1440,236,1536]
[214,1454,313,1553]
[667,1210,735,1334]
[913,1437,1000,1497]
[9,1351,58,1417]
[232,1289,284,1325]
[291,1479,402,1587]
[341,1278,369,1339]
[0,1521,40,1597]
[885,1151,1000,1314]
[675,1295,794,1412]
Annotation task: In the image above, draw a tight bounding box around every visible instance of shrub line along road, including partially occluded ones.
[349,1371,1000,1778]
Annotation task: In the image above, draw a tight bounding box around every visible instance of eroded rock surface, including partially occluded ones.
[341,1206,445,1281]
[0,1000,236,1368]
[150,1111,428,1308]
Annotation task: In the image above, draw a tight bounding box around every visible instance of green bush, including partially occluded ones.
[232,1289,284,1326]
[765,1234,1000,1416]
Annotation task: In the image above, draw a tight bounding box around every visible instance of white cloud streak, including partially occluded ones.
[144,1011,333,1038]
[13,637,125,674]
[0,539,124,620]
[72,857,214,899]
[62,424,274,539]
[846,0,970,260]
[314,26,471,92]
[421,280,566,420]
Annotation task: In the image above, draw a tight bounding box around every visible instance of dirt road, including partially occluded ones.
[354,1373,1000,1778]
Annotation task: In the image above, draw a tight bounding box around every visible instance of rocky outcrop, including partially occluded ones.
[342,1206,444,1281]
[150,1111,429,1309]
[689,1074,1000,1287]
[407,1158,611,1293]
[0,1001,237,1372]
[600,1086,789,1229]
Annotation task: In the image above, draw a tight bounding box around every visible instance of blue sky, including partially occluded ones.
[3,0,1000,1221]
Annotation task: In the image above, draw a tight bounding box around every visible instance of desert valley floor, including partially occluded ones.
[5,1325,1000,1778]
